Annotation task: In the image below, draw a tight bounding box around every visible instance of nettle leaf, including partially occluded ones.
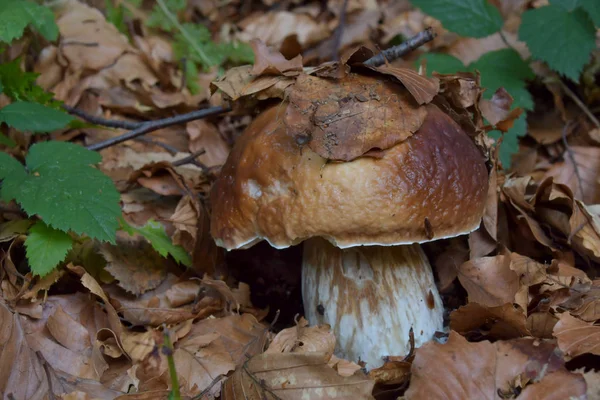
[0,0,59,43]
[1,142,120,243]
[120,218,191,266]
[410,0,503,38]
[471,49,535,110]
[25,221,73,277]
[489,113,527,168]
[419,53,466,75]
[0,101,74,133]
[519,5,596,81]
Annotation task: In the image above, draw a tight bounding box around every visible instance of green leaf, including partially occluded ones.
[0,101,74,132]
[3,142,120,243]
[579,0,600,25]
[105,0,127,35]
[0,133,16,148]
[120,218,191,266]
[551,0,581,11]
[471,49,535,110]
[410,0,503,38]
[25,221,73,277]
[0,59,58,105]
[488,113,527,168]
[418,53,466,76]
[0,0,59,43]
[147,0,187,32]
[0,152,27,202]
[519,5,596,81]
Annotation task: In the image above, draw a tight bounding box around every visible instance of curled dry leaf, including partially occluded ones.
[366,64,440,105]
[479,87,522,131]
[450,303,529,340]
[266,316,336,359]
[223,352,375,400]
[458,254,520,307]
[544,146,600,204]
[405,331,586,400]
[553,312,600,358]
[250,39,303,76]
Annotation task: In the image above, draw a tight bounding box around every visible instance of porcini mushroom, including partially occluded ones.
[210,73,489,368]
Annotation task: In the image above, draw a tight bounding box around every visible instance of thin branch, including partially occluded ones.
[331,0,350,61]
[134,137,181,155]
[363,27,436,67]
[172,149,206,166]
[156,0,213,67]
[63,104,141,130]
[557,79,600,129]
[86,106,230,151]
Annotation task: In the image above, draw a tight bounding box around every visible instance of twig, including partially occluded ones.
[331,0,350,61]
[557,79,600,129]
[363,27,436,67]
[172,149,206,166]
[86,106,230,151]
[561,120,585,200]
[156,0,213,67]
[63,105,140,130]
[134,137,181,155]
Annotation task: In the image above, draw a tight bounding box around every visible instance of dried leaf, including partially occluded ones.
[544,146,600,204]
[553,312,600,357]
[450,303,529,339]
[266,317,336,359]
[367,65,439,105]
[250,39,303,76]
[458,255,520,307]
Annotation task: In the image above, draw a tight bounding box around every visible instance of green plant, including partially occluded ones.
[411,0,599,167]
[105,0,254,94]
[0,1,190,276]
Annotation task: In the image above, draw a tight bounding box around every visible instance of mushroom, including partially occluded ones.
[210,73,489,369]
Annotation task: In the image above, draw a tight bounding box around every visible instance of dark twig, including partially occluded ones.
[561,120,585,201]
[62,104,141,130]
[172,149,206,166]
[363,27,436,67]
[557,79,600,129]
[87,106,231,151]
[331,0,350,61]
[134,137,181,155]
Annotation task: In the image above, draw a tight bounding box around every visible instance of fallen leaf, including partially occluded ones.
[458,255,520,307]
[450,303,529,339]
[544,146,600,204]
[367,65,439,105]
[250,39,303,76]
[266,316,336,359]
[405,331,586,399]
[553,312,600,357]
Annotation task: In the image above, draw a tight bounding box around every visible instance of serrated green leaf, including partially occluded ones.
[579,0,600,25]
[2,142,120,243]
[0,133,16,148]
[471,49,535,110]
[120,218,191,266]
[0,101,74,132]
[417,53,466,76]
[519,5,595,81]
[25,221,73,276]
[0,152,27,202]
[0,0,59,43]
[410,0,503,38]
[488,113,527,168]
[0,59,58,105]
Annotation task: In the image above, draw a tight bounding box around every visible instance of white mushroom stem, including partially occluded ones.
[302,238,444,369]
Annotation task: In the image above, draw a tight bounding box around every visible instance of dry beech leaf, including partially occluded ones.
[100,236,167,295]
[367,65,439,105]
[285,73,426,161]
[544,146,600,204]
[570,201,600,262]
[553,312,600,357]
[223,352,375,400]
[450,303,529,339]
[434,238,470,291]
[250,39,303,76]
[458,255,520,307]
[527,312,559,338]
[266,317,336,359]
[211,65,293,102]
[405,331,586,400]
[479,87,522,131]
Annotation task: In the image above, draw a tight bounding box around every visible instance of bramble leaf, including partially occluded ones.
[579,0,600,25]
[1,142,120,243]
[519,5,596,81]
[120,218,191,266]
[489,113,527,168]
[0,0,59,43]
[410,0,503,38]
[0,59,60,106]
[471,49,535,110]
[25,221,73,277]
[0,101,74,133]
[419,53,466,75]
[0,151,27,202]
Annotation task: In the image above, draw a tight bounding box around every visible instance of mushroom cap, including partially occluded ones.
[211,79,489,250]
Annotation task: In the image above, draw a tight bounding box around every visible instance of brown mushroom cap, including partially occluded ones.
[211,83,489,250]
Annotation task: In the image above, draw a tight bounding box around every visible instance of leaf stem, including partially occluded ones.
[156,0,213,67]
